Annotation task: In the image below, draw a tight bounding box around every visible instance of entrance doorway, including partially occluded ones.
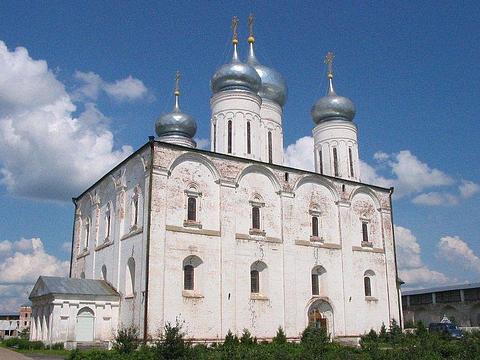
[307,300,333,335]
[76,307,94,342]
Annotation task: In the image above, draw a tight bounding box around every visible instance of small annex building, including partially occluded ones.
[29,276,119,348]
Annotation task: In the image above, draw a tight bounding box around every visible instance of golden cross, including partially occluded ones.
[324,52,335,77]
[174,70,181,94]
[248,13,255,37]
[231,16,239,41]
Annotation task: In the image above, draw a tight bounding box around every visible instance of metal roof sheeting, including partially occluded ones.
[402,282,480,296]
[29,276,119,299]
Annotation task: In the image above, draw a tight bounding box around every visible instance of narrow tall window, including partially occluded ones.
[319,150,323,175]
[268,131,273,163]
[312,216,319,237]
[83,219,90,250]
[126,257,135,296]
[349,148,354,178]
[312,274,319,295]
[333,148,339,176]
[187,197,196,222]
[105,204,111,239]
[131,195,138,227]
[250,270,259,293]
[213,123,217,152]
[364,277,372,297]
[246,122,251,154]
[184,265,194,290]
[227,120,232,154]
[362,222,369,243]
[252,206,260,230]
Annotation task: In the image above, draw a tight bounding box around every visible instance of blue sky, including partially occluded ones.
[0,1,479,312]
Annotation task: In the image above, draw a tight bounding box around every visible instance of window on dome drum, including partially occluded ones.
[268,131,273,163]
[247,122,251,154]
[184,265,194,290]
[319,149,323,175]
[312,273,319,296]
[213,123,217,152]
[187,197,196,222]
[364,276,372,297]
[250,270,259,293]
[362,222,369,243]
[349,147,354,177]
[227,120,232,153]
[312,216,319,237]
[252,206,260,230]
[333,148,339,176]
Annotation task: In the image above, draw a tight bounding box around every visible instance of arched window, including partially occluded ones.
[183,255,202,291]
[83,218,90,250]
[364,270,375,297]
[80,271,85,279]
[227,120,232,153]
[187,197,196,222]
[246,122,251,154]
[101,265,107,281]
[250,270,259,293]
[184,265,194,290]
[312,216,319,237]
[268,131,273,163]
[252,206,260,230]
[213,122,217,152]
[349,147,354,178]
[105,204,111,240]
[362,222,369,243]
[131,188,139,227]
[312,266,326,296]
[333,147,339,177]
[250,261,267,295]
[125,257,135,297]
[319,149,323,175]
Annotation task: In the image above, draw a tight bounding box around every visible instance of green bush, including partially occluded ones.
[113,325,140,354]
[4,338,44,350]
[154,320,190,360]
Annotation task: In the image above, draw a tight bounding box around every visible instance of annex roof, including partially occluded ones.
[402,282,480,296]
[29,276,119,299]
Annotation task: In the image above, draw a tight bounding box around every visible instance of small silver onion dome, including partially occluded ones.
[247,38,287,106]
[211,17,261,94]
[311,52,355,124]
[155,72,197,139]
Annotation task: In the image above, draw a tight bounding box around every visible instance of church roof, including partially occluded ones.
[402,282,480,296]
[29,276,119,299]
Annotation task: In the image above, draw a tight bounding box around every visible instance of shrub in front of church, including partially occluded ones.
[113,325,140,354]
[3,337,44,350]
[154,320,190,359]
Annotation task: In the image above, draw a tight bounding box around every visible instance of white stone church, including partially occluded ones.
[29,17,402,347]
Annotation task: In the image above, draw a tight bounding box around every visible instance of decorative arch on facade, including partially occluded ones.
[293,175,339,203]
[168,152,220,182]
[306,299,334,336]
[236,164,281,192]
[349,186,381,209]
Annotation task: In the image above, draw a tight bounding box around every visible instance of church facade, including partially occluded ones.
[29,17,401,347]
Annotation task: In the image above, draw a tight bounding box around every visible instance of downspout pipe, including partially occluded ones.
[389,187,403,328]
[143,136,155,342]
[69,198,78,278]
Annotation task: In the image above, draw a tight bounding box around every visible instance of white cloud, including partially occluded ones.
[412,192,459,206]
[284,136,315,171]
[459,180,480,199]
[74,71,148,102]
[0,41,133,201]
[437,236,480,273]
[195,137,210,150]
[62,242,71,252]
[0,237,69,312]
[395,225,451,288]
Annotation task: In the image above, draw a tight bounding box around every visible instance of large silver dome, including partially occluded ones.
[211,43,261,94]
[311,79,356,124]
[247,41,287,106]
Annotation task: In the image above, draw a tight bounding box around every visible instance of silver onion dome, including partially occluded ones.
[211,17,261,94]
[246,39,287,106]
[311,52,355,124]
[155,72,197,139]
[211,43,261,94]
